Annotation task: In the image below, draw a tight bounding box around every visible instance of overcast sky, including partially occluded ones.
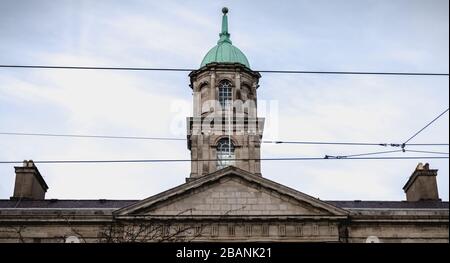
[0,0,448,201]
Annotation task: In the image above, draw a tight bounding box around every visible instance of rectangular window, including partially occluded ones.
[219,86,232,109]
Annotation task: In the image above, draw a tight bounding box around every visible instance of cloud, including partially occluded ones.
[0,0,448,201]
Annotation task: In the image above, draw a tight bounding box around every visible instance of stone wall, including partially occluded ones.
[144,177,327,216]
[347,222,449,243]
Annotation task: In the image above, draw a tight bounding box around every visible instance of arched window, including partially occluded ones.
[217,138,235,169]
[218,80,232,109]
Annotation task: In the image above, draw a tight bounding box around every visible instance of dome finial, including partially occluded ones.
[199,7,251,68]
[219,7,231,44]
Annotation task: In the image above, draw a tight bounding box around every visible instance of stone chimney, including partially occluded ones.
[11,160,48,200]
[403,163,440,202]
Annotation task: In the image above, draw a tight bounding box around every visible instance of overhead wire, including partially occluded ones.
[403,108,449,145]
[0,156,448,164]
[0,132,448,147]
[0,64,448,76]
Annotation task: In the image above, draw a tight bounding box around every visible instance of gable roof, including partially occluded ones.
[114,166,349,217]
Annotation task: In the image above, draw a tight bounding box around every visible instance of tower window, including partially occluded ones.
[217,138,235,169]
[218,80,232,109]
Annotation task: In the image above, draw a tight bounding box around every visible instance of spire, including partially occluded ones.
[200,7,251,68]
[218,7,232,44]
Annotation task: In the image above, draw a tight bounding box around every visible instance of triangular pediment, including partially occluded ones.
[115,167,348,217]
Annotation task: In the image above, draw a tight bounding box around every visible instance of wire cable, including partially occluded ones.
[1,132,448,147]
[404,108,449,144]
[325,150,404,159]
[0,156,447,164]
[325,149,449,159]
[0,64,448,76]
[0,132,185,141]
[262,140,449,147]
[405,149,450,155]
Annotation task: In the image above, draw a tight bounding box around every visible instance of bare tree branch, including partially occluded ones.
[98,206,246,243]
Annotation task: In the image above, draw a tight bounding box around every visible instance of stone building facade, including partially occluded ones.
[0,162,448,243]
[187,8,264,177]
[0,8,448,243]
[187,63,264,177]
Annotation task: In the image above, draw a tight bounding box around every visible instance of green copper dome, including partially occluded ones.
[200,7,250,69]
